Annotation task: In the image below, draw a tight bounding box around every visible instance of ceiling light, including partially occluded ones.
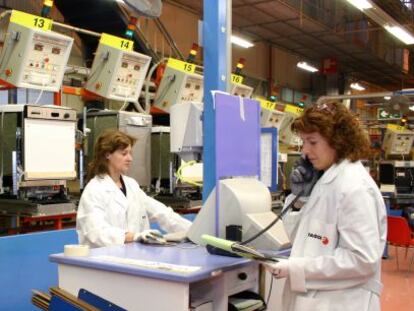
[409,105,414,112]
[350,83,365,91]
[297,61,318,73]
[231,35,254,48]
[384,96,391,100]
[347,0,414,46]
[384,25,414,45]
[346,0,372,11]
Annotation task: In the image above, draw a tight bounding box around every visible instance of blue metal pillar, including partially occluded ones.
[202,0,231,201]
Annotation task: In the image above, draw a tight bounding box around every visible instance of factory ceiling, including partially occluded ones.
[167,0,414,90]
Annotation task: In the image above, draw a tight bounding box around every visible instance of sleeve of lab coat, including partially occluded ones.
[138,188,192,233]
[287,186,384,293]
[77,187,125,247]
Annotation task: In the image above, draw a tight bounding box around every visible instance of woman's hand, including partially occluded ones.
[124,232,135,243]
[262,259,289,279]
[291,157,320,197]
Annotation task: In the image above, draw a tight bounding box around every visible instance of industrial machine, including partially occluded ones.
[0,10,73,91]
[0,104,77,215]
[85,110,152,188]
[151,126,173,191]
[85,33,151,103]
[230,82,253,98]
[382,124,414,158]
[379,161,414,195]
[261,107,285,129]
[170,102,203,162]
[279,104,303,146]
[379,125,414,196]
[153,59,203,112]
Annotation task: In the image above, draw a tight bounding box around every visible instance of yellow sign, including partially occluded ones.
[387,123,407,132]
[100,33,133,51]
[284,104,303,115]
[231,74,244,85]
[10,10,52,31]
[259,99,276,111]
[167,58,196,74]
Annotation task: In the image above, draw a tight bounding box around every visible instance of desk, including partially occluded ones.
[50,243,259,311]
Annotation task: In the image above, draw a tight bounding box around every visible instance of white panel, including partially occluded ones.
[24,118,76,179]
[260,133,272,187]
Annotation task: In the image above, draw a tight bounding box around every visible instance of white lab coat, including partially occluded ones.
[76,174,192,248]
[280,159,387,311]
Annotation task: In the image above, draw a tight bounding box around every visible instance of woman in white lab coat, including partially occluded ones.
[76,130,191,248]
[265,102,387,311]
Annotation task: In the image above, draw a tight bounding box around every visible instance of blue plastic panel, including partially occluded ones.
[0,229,78,311]
[78,288,126,311]
[215,93,261,178]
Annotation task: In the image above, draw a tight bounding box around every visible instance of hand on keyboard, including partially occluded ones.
[134,230,167,245]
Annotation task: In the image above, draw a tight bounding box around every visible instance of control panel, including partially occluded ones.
[25,105,76,121]
[154,65,204,113]
[0,15,73,91]
[231,83,253,98]
[279,105,303,146]
[85,41,151,102]
[261,108,285,129]
[383,125,414,156]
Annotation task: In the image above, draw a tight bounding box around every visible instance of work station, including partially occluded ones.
[1,1,414,311]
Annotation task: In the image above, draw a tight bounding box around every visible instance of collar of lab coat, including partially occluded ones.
[98,174,129,206]
[98,174,121,191]
[318,159,350,185]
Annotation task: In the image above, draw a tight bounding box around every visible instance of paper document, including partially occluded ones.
[92,255,201,274]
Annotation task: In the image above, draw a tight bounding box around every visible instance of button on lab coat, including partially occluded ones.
[280,159,387,311]
[76,174,192,248]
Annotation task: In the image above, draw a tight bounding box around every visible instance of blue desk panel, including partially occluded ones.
[0,229,78,311]
[50,242,254,283]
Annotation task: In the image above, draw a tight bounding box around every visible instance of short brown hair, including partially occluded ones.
[87,129,136,181]
[291,102,371,162]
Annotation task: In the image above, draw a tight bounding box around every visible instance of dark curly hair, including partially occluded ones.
[87,129,136,181]
[291,102,371,162]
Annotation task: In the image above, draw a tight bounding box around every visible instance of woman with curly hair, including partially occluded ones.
[265,102,386,311]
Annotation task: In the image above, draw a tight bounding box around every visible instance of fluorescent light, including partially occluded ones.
[297,61,318,73]
[231,35,254,48]
[350,83,365,91]
[346,0,372,11]
[384,25,414,45]
[384,96,391,100]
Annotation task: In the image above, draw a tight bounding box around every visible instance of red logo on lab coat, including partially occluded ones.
[308,232,330,245]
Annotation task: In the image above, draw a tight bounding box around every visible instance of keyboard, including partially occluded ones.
[92,255,201,274]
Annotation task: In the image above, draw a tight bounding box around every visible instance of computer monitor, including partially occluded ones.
[187,177,290,250]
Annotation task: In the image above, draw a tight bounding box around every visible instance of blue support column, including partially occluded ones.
[202,0,231,201]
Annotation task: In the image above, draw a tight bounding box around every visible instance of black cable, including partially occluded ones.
[265,274,274,308]
[240,190,304,245]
